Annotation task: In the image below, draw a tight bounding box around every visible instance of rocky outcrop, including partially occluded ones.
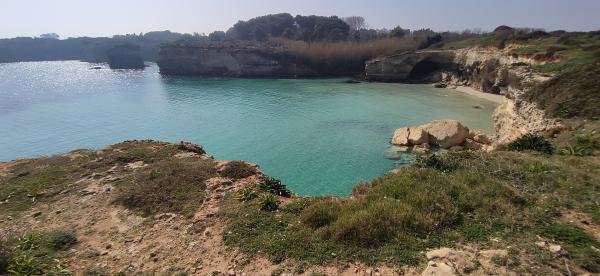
[107,44,145,69]
[157,43,316,77]
[424,120,470,148]
[369,47,564,144]
[365,51,456,82]
[391,119,492,151]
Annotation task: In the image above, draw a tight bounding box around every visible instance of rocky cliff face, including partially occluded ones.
[366,47,564,144]
[107,44,145,69]
[157,45,316,77]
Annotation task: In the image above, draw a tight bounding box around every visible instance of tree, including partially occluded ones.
[39,33,60,39]
[389,26,406,38]
[343,16,367,32]
[208,31,226,41]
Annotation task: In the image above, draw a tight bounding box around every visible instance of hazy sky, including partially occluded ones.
[2,0,599,38]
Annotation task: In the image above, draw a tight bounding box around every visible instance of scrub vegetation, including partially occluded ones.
[223,123,600,273]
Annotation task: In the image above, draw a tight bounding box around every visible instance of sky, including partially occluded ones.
[1,0,599,39]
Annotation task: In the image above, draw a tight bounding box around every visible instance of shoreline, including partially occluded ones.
[450,85,505,104]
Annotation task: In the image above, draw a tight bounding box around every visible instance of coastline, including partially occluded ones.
[450,85,505,104]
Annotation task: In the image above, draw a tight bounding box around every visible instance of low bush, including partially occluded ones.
[258,194,279,211]
[259,177,291,197]
[507,134,554,154]
[236,187,259,202]
[43,230,77,251]
[300,199,342,229]
[220,161,257,179]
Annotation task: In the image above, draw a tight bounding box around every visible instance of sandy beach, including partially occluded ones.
[451,86,505,104]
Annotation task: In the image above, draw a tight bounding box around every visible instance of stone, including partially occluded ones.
[408,126,430,145]
[426,248,453,260]
[421,261,456,276]
[449,146,464,151]
[413,143,431,154]
[179,141,206,154]
[391,127,410,146]
[31,211,42,218]
[228,269,236,276]
[384,146,409,160]
[479,249,508,259]
[471,132,493,144]
[433,83,447,88]
[463,139,483,150]
[425,120,470,148]
[548,244,562,254]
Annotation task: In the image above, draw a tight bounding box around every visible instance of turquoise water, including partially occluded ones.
[0,61,498,195]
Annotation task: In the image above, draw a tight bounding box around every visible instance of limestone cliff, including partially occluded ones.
[157,44,316,77]
[366,46,564,144]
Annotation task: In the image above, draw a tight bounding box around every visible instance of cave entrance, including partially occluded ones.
[408,58,445,82]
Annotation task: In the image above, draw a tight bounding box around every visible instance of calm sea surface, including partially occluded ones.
[0,61,498,195]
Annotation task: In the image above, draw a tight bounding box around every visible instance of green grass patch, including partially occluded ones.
[113,158,216,217]
[223,150,600,270]
[0,230,76,275]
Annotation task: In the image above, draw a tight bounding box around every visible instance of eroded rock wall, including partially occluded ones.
[157,45,315,77]
[366,47,564,144]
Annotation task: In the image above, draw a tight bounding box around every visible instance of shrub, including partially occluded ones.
[259,177,291,197]
[220,161,257,179]
[236,187,259,202]
[0,241,9,274]
[43,230,76,251]
[300,199,341,229]
[561,133,600,156]
[414,154,457,172]
[507,134,554,154]
[258,194,279,212]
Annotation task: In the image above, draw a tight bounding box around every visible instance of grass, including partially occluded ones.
[525,61,600,119]
[0,230,76,275]
[220,160,257,179]
[113,157,216,218]
[0,140,219,219]
[223,148,600,271]
[0,154,93,217]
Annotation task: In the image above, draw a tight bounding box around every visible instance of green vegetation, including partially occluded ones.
[236,187,259,202]
[259,177,291,197]
[0,230,76,275]
[258,194,280,212]
[113,157,216,218]
[525,61,600,119]
[0,140,217,219]
[224,144,600,271]
[507,134,554,154]
[220,161,257,179]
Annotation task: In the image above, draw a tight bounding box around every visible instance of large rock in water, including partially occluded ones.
[107,44,145,69]
[424,120,470,148]
[391,127,410,145]
[392,126,430,146]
